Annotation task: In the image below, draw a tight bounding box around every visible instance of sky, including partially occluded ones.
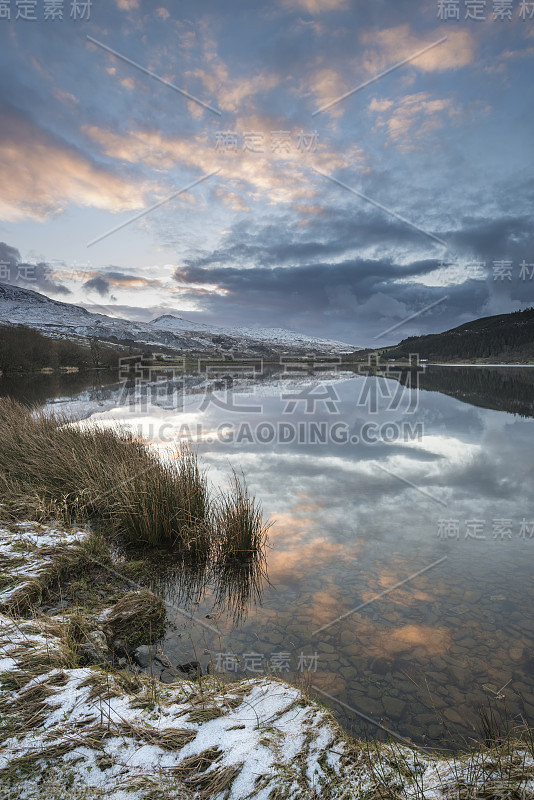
[0,0,533,347]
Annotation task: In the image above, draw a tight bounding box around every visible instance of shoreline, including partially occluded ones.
[2,361,534,380]
[2,516,534,799]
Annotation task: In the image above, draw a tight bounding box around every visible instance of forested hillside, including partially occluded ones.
[384,308,534,362]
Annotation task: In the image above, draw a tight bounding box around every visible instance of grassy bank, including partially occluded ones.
[0,398,269,558]
[1,520,534,799]
[1,524,534,799]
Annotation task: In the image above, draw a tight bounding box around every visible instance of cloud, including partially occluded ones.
[370,91,458,149]
[369,98,394,113]
[279,0,347,11]
[83,121,366,207]
[303,67,350,117]
[83,276,110,297]
[446,215,534,264]
[0,242,70,296]
[164,205,534,344]
[188,66,281,114]
[301,26,474,119]
[215,187,250,212]
[52,88,79,107]
[0,106,147,222]
[171,255,488,345]
[176,201,444,272]
[80,270,164,297]
[362,26,475,73]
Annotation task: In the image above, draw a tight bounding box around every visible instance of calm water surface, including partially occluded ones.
[2,365,534,749]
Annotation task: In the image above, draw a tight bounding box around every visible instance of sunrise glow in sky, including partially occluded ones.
[0,0,533,346]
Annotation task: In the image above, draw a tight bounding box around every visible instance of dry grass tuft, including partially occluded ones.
[0,680,59,731]
[0,532,111,614]
[5,642,75,682]
[0,741,77,781]
[187,706,226,723]
[104,589,166,647]
[117,721,197,751]
[185,762,242,797]
[215,470,271,561]
[0,398,211,549]
[170,745,223,779]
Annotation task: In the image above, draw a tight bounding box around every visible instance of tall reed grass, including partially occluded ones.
[214,470,272,561]
[0,398,269,560]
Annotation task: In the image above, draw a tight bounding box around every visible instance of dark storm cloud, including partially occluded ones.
[172,204,534,344]
[0,242,70,296]
[446,216,534,263]
[20,262,72,296]
[83,276,111,297]
[183,208,438,270]
[173,256,489,345]
[181,207,534,284]
[82,270,163,292]
[176,258,437,298]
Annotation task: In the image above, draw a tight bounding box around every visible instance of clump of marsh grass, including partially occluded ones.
[169,746,223,779]
[214,470,271,561]
[0,399,212,550]
[104,589,166,648]
[116,722,197,751]
[0,399,272,575]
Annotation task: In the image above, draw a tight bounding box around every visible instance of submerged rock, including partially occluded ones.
[159,667,183,683]
[178,660,202,677]
[132,644,175,670]
[79,629,110,666]
[133,644,156,668]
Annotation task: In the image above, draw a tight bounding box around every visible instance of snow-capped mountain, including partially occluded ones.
[0,284,357,356]
[149,313,354,351]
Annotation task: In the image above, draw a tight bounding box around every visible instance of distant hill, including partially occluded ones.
[383,308,534,362]
[0,283,357,358]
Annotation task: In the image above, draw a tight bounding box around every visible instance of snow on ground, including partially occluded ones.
[0,610,357,799]
[0,524,89,607]
[2,522,534,800]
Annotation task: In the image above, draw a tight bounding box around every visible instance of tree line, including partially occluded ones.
[0,324,132,373]
[389,308,534,361]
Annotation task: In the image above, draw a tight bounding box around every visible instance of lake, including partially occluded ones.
[2,363,534,750]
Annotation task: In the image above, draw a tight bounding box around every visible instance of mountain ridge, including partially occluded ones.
[0,284,358,357]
